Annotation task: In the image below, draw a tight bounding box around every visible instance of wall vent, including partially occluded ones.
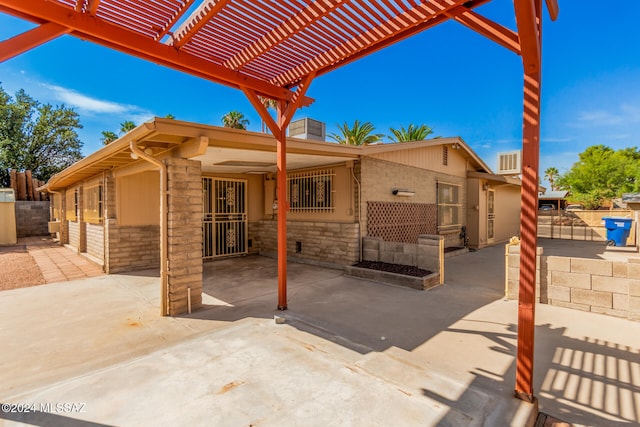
[497,150,521,175]
[288,118,326,141]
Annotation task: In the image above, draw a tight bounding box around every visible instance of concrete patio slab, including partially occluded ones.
[0,243,638,426]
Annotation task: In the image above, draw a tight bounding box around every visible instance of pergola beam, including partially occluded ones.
[447,7,521,55]
[0,0,301,102]
[0,22,70,62]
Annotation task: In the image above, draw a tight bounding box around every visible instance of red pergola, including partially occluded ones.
[0,0,558,402]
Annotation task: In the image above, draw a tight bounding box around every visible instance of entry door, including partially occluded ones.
[487,189,495,244]
[202,178,248,259]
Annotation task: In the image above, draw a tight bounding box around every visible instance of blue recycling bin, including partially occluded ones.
[602,217,633,246]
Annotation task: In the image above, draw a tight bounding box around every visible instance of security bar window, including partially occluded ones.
[287,169,334,213]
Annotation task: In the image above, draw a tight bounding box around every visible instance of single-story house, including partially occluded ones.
[42,117,523,315]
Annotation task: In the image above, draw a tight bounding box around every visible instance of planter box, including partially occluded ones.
[344,265,440,291]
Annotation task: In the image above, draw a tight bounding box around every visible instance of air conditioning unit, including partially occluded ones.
[288,118,326,141]
[497,150,521,175]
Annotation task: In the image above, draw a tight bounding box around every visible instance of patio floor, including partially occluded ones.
[0,242,638,426]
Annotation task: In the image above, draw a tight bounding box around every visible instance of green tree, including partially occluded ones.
[221,111,249,130]
[164,114,175,119]
[120,120,136,133]
[0,85,83,181]
[101,130,118,145]
[388,123,434,142]
[329,120,383,146]
[544,167,559,191]
[557,145,639,209]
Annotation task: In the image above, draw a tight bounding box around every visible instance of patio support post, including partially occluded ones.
[275,101,288,310]
[513,0,543,402]
[241,74,315,310]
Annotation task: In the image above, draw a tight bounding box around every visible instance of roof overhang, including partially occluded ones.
[363,137,494,174]
[41,118,361,191]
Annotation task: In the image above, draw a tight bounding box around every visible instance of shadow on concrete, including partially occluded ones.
[422,322,640,427]
[0,406,114,427]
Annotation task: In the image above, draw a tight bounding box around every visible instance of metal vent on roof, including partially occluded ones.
[497,150,521,175]
[288,118,326,141]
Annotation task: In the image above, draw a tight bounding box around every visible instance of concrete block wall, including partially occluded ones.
[85,223,104,264]
[507,245,640,320]
[166,158,203,315]
[363,234,443,273]
[15,201,50,237]
[105,224,160,273]
[256,220,359,266]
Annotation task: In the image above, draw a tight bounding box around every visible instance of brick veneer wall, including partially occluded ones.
[105,224,160,273]
[256,220,359,266]
[15,201,50,237]
[68,220,80,249]
[359,157,466,247]
[507,244,640,321]
[86,223,104,263]
[166,158,203,315]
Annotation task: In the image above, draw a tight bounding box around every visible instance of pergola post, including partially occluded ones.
[275,101,288,310]
[242,74,315,310]
[515,70,541,401]
[514,0,543,402]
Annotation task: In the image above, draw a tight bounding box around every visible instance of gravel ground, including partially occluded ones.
[0,245,45,291]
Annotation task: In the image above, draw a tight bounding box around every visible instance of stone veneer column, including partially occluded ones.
[103,171,116,273]
[166,158,203,315]
[77,185,87,253]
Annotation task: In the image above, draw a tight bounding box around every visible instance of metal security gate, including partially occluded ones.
[202,178,248,259]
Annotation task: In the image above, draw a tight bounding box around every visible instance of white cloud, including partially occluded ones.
[542,137,573,143]
[43,84,144,116]
[577,110,623,125]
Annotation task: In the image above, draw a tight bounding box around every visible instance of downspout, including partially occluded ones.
[130,141,169,316]
[350,162,362,262]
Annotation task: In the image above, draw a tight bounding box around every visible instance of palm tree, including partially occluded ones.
[120,120,136,134]
[328,120,383,146]
[100,130,118,145]
[259,97,278,133]
[221,111,249,130]
[544,167,559,191]
[388,123,434,142]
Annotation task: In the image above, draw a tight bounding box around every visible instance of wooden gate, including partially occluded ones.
[202,178,248,259]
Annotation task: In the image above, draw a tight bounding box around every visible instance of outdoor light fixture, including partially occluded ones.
[130,151,139,160]
[392,189,415,197]
[483,183,490,191]
[452,142,461,149]
[144,147,154,155]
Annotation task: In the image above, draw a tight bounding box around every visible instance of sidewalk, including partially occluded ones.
[20,237,104,283]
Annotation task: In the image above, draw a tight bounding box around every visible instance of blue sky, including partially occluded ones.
[1,2,639,188]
